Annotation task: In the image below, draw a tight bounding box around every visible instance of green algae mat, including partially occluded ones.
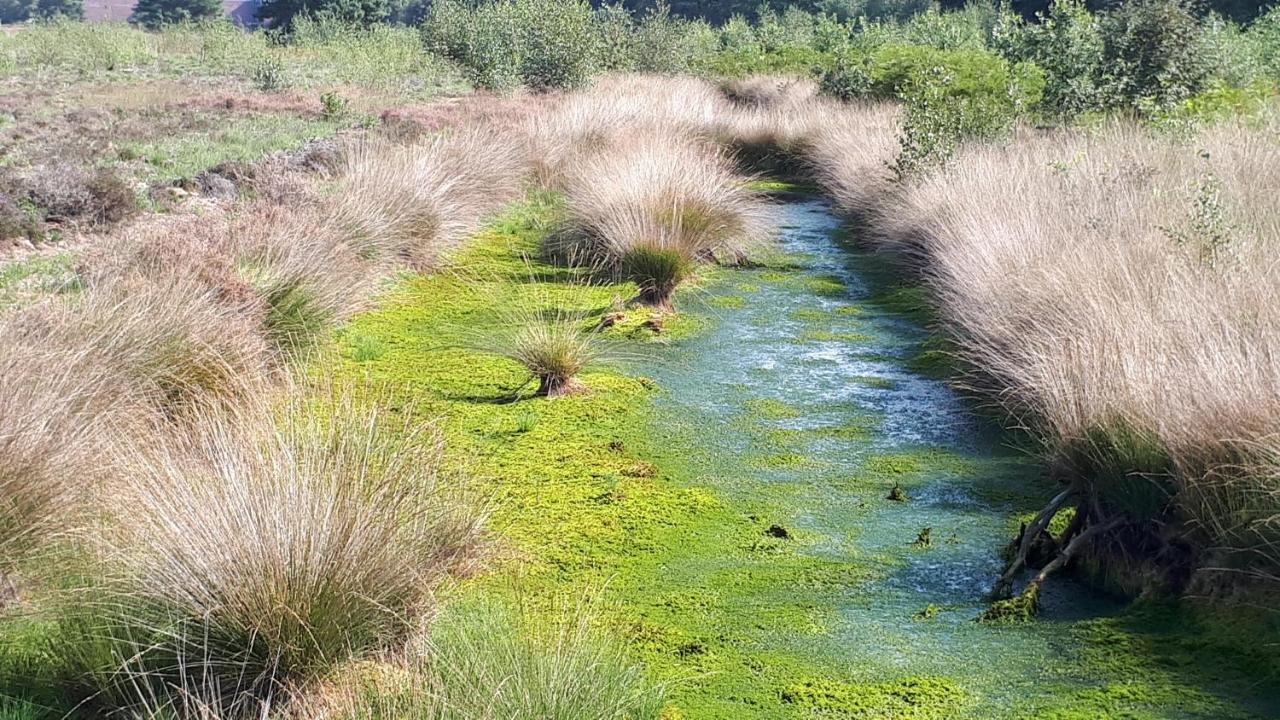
[330,196,1280,719]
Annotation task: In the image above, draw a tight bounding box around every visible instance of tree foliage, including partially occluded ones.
[130,0,220,28]
[256,0,389,30]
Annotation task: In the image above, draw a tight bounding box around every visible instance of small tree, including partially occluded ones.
[130,0,220,28]
[30,0,84,19]
[995,0,1105,118]
[1100,0,1211,108]
[256,0,388,30]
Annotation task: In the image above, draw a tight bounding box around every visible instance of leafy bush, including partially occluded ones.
[892,63,1023,178]
[994,0,1105,118]
[320,90,348,119]
[1253,6,1280,79]
[0,0,81,21]
[423,0,598,91]
[518,0,598,90]
[701,43,827,77]
[632,3,717,74]
[821,43,1046,110]
[1199,13,1268,88]
[819,48,874,100]
[256,0,389,30]
[1099,0,1212,108]
[593,2,637,71]
[129,0,220,29]
[250,54,287,90]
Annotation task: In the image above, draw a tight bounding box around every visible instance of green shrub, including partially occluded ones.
[821,43,1045,109]
[289,16,456,90]
[994,0,1105,118]
[1199,14,1268,88]
[719,13,760,53]
[129,0,220,29]
[1099,0,1212,109]
[0,0,83,21]
[256,0,389,30]
[0,19,157,73]
[892,62,1031,178]
[593,2,636,71]
[632,3,717,74]
[249,54,287,90]
[1253,6,1280,79]
[517,0,598,90]
[701,43,826,78]
[423,0,597,91]
[819,48,874,100]
[320,90,349,119]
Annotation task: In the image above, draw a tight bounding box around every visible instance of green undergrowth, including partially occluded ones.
[324,195,961,719]
[314,194,1278,719]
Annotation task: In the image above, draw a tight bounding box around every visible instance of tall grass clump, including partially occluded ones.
[461,279,623,398]
[526,74,729,185]
[320,596,664,720]
[70,392,484,717]
[802,101,902,219]
[874,120,1280,599]
[423,0,599,91]
[555,132,773,310]
[325,128,529,269]
[0,320,118,590]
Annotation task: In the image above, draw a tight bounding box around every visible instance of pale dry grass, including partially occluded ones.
[720,74,819,109]
[802,101,902,217]
[326,126,530,268]
[526,74,730,186]
[555,131,773,307]
[0,314,119,578]
[85,389,485,716]
[880,120,1280,576]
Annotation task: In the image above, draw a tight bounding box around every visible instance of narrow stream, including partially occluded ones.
[633,199,1272,718]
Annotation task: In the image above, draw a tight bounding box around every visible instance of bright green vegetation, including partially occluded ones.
[0,252,78,309]
[315,195,1278,718]
[117,112,342,183]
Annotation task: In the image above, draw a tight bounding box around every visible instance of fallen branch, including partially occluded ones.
[991,487,1075,599]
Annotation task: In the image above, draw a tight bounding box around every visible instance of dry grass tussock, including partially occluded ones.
[800,102,902,217]
[720,74,819,110]
[0,312,123,581]
[526,74,731,186]
[555,131,773,308]
[326,126,530,268]
[72,388,484,717]
[0,116,530,603]
[881,120,1280,585]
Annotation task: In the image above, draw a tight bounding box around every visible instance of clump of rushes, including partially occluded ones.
[555,131,774,311]
[465,284,622,398]
[318,594,665,720]
[75,390,484,718]
[325,128,529,270]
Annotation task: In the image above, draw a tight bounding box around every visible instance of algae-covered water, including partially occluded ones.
[622,199,1277,718]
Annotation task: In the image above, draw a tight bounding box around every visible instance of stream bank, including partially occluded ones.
[331,194,1278,719]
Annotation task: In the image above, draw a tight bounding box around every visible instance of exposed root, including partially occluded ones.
[984,507,1124,622]
[991,487,1075,599]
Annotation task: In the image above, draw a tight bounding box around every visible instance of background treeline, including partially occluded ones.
[592,0,1273,24]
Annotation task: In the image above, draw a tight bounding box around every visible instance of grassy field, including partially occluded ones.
[1,3,1279,718]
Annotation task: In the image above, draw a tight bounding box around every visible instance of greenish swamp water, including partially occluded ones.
[621,199,1278,718]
